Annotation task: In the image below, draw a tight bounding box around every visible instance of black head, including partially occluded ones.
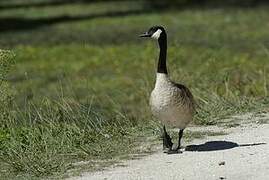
[139,26,166,40]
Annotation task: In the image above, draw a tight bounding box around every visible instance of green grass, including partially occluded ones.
[1,0,269,178]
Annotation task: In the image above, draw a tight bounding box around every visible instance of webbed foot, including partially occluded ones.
[164,148,183,154]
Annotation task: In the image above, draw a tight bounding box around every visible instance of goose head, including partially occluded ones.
[139,26,166,40]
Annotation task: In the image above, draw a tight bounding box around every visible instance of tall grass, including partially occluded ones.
[0,98,154,177]
[0,50,15,118]
[0,49,156,177]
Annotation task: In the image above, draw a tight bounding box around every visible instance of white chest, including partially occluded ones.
[150,82,174,111]
[150,74,176,116]
[149,73,192,128]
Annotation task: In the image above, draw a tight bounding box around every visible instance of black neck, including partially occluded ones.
[157,33,167,74]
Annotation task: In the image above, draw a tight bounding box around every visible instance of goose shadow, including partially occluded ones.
[185,141,266,152]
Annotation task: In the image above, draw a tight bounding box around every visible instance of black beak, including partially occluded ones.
[139,32,151,38]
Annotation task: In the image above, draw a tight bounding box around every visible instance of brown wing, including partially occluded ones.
[173,83,196,113]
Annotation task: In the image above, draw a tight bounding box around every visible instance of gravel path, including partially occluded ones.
[69,119,269,180]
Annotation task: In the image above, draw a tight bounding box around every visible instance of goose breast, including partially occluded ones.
[150,74,195,129]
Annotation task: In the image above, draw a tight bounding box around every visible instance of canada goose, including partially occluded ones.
[140,26,195,154]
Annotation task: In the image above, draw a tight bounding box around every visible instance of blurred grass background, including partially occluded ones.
[1,0,269,178]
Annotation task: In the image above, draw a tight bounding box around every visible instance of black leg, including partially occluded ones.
[163,125,173,150]
[176,129,184,150]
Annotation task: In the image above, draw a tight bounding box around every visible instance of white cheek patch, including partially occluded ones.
[151,29,162,39]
